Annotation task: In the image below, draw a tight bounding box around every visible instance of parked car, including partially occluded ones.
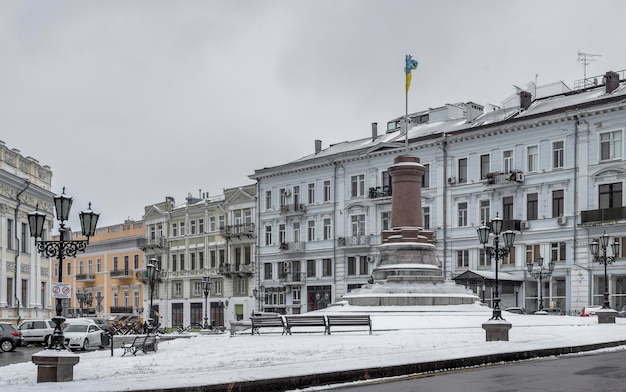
[62,319,106,351]
[580,305,603,317]
[543,308,564,316]
[17,319,55,346]
[504,307,527,314]
[0,322,23,352]
[73,317,115,335]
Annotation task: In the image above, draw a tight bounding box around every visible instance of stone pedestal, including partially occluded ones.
[32,351,80,382]
[596,309,618,324]
[482,320,512,341]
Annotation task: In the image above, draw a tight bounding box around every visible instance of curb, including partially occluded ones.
[132,340,626,392]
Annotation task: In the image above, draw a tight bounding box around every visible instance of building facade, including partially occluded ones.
[0,141,55,324]
[141,185,256,329]
[250,70,626,315]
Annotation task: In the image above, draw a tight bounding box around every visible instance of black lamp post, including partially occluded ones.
[27,188,99,350]
[477,214,516,320]
[76,291,93,317]
[146,259,160,333]
[589,232,619,309]
[201,274,211,329]
[526,256,554,312]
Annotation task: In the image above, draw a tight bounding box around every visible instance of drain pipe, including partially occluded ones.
[14,178,30,322]
[441,134,448,280]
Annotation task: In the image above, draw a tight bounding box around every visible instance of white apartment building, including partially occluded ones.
[0,141,55,323]
[141,185,256,329]
[250,70,626,315]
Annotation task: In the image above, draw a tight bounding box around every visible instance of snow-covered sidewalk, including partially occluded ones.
[2,303,626,391]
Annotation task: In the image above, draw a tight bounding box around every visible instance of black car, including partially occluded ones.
[0,322,23,352]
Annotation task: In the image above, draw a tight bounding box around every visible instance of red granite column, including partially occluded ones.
[389,156,424,229]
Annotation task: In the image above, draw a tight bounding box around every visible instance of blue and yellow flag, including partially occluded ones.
[405,54,418,93]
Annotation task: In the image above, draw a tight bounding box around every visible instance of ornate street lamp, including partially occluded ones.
[76,291,93,317]
[27,188,99,350]
[201,273,212,329]
[477,214,516,321]
[589,232,619,309]
[146,259,160,333]
[526,256,554,312]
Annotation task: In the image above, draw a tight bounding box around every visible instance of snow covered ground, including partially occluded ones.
[2,302,626,392]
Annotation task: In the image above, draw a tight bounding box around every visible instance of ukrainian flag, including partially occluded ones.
[405,54,418,93]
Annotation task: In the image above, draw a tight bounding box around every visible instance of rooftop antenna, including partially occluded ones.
[578,51,601,82]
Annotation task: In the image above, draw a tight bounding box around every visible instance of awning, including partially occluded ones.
[452,269,524,287]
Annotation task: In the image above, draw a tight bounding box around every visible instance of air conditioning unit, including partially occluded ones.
[557,216,567,226]
[515,172,525,182]
[366,256,374,262]
[520,221,530,230]
[283,262,291,273]
[283,189,291,197]
[297,203,306,211]
[279,242,288,250]
[447,176,457,185]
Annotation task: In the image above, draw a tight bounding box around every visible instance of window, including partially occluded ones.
[210,250,216,268]
[172,223,177,237]
[551,242,566,263]
[199,251,205,269]
[422,164,430,188]
[552,190,564,218]
[21,222,27,253]
[307,260,316,277]
[190,220,196,235]
[67,262,71,276]
[480,200,490,225]
[600,130,622,160]
[381,211,390,231]
[214,280,223,295]
[209,217,216,232]
[480,154,490,179]
[324,180,331,202]
[382,170,392,194]
[265,226,272,246]
[359,256,368,276]
[190,252,196,270]
[307,220,315,241]
[527,193,538,221]
[599,183,623,208]
[172,254,177,271]
[351,214,365,237]
[351,174,365,197]
[180,222,185,236]
[293,186,300,206]
[553,141,564,168]
[458,158,468,183]
[293,222,300,242]
[113,256,119,271]
[97,259,101,273]
[323,218,331,240]
[502,246,515,265]
[458,202,468,227]
[422,207,430,230]
[174,282,183,297]
[79,260,84,275]
[348,257,357,275]
[218,216,224,230]
[525,244,541,265]
[457,250,469,268]
[279,188,288,208]
[308,183,315,204]
[502,196,514,221]
[192,281,202,296]
[198,218,204,234]
[264,263,272,279]
[265,190,272,210]
[527,145,538,172]
[180,254,185,270]
[479,248,491,267]
[322,259,332,276]
[88,260,93,274]
[503,150,513,173]
[124,255,129,273]
[6,219,12,250]
[278,224,286,244]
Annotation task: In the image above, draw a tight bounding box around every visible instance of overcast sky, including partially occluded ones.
[2,0,625,227]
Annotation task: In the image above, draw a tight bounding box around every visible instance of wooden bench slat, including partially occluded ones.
[284,315,327,335]
[326,315,372,335]
[250,316,286,335]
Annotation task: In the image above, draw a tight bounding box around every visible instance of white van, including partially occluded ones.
[18,319,55,345]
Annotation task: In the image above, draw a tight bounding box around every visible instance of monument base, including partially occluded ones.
[596,309,618,324]
[32,351,80,382]
[482,319,512,341]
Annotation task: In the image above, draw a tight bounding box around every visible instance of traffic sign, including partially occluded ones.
[52,282,71,299]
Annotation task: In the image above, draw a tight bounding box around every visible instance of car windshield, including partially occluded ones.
[64,325,88,333]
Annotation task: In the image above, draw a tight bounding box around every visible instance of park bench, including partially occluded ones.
[250,316,286,335]
[284,315,327,335]
[326,314,372,335]
[121,334,158,356]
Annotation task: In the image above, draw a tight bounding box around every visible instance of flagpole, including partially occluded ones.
[405,86,409,153]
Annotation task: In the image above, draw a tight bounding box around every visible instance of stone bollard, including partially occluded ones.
[32,351,80,382]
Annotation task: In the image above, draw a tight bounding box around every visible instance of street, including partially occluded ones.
[0,343,110,368]
[326,349,626,392]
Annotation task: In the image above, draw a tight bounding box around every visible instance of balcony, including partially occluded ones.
[137,236,167,251]
[368,186,392,199]
[110,269,133,279]
[279,203,306,216]
[278,242,305,253]
[484,219,522,232]
[220,223,255,240]
[581,207,626,225]
[338,235,371,247]
[75,273,96,282]
[279,272,306,285]
[484,170,525,186]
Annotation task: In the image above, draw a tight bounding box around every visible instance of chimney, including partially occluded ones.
[605,71,620,94]
[465,102,484,122]
[519,91,532,110]
[315,139,322,154]
[371,123,378,141]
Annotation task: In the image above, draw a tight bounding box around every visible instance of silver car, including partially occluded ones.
[62,320,105,351]
[18,319,55,346]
